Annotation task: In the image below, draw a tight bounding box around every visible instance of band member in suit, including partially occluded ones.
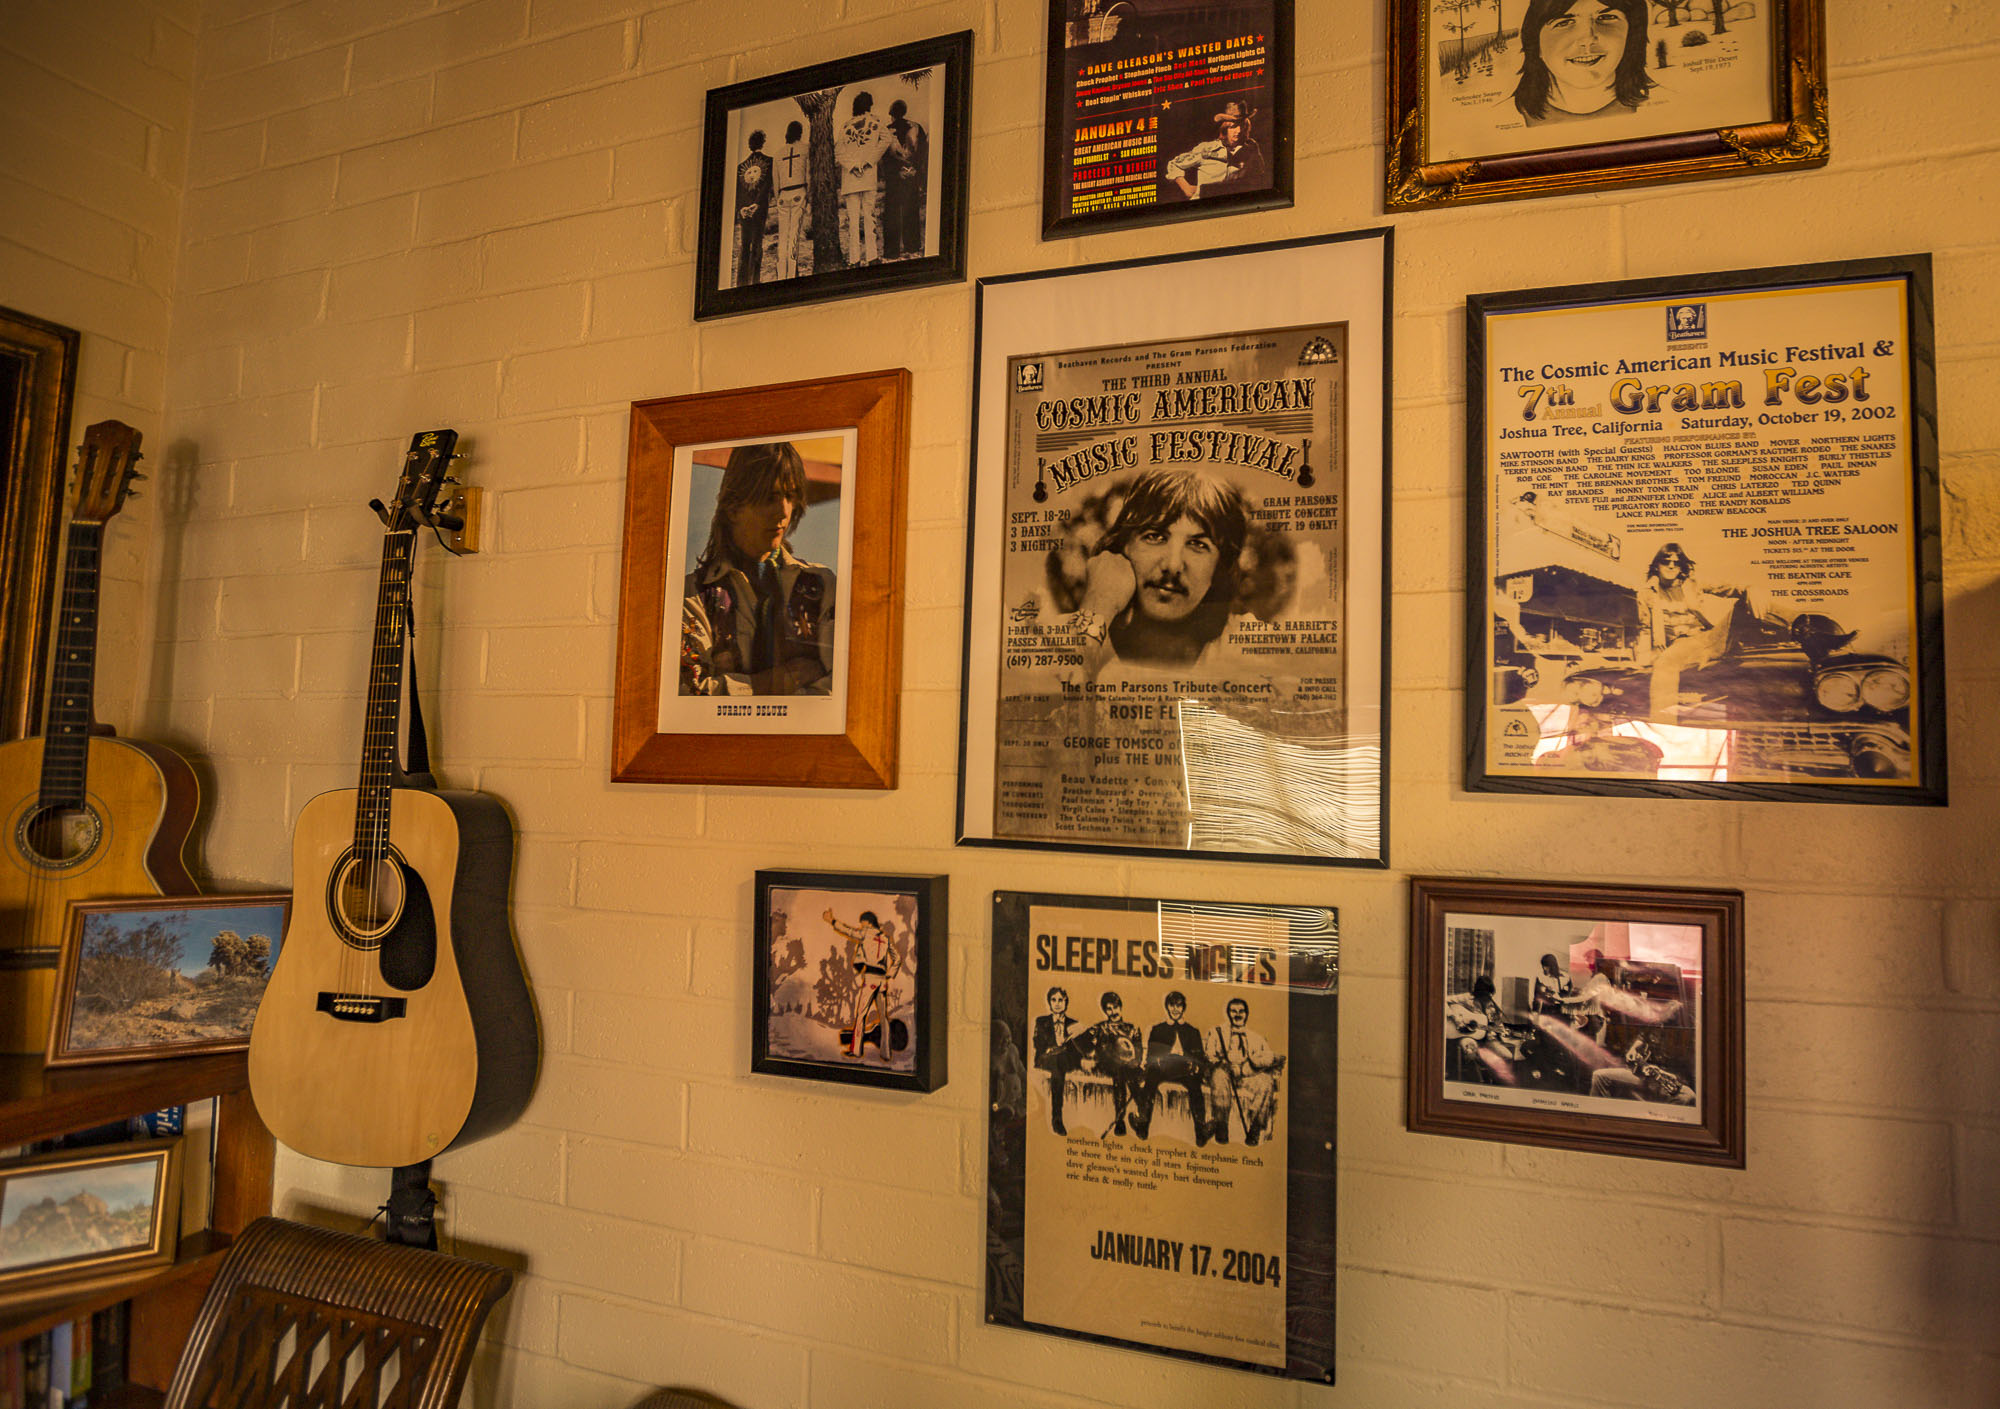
[1204,997,1285,1146]
[1032,985,1086,1135]
[826,908,897,1059]
[733,129,774,286]
[1141,990,1209,1146]
[880,98,928,259]
[1085,991,1145,1137]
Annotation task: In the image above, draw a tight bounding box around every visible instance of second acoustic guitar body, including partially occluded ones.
[0,735,198,1052]
[250,785,537,1169]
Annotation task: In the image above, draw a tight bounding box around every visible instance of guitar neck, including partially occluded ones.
[38,520,104,809]
[354,529,416,858]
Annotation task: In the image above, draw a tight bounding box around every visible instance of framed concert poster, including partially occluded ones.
[751,870,946,1093]
[1466,254,1945,804]
[956,229,1390,865]
[695,31,972,320]
[1387,0,1828,211]
[1043,0,1293,238]
[46,894,292,1067]
[612,369,910,789]
[0,1139,183,1305]
[986,890,1338,1380]
[1407,876,1744,1168]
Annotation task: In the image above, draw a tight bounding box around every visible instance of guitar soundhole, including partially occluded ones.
[15,803,102,869]
[331,854,406,945]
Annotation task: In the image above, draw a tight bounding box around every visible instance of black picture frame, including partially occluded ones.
[751,869,947,1093]
[1465,254,1945,804]
[694,31,972,320]
[1407,876,1744,1169]
[986,889,1338,1381]
[1042,0,1293,238]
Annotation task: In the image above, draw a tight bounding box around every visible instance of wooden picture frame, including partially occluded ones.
[1465,254,1944,803]
[0,305,80,743]
[613,370,910,788]
[694,32,973,320]
[1043,0,1293,238]
[1387,0,1827,211]
[47,894,292,1068]
[0,1139,183,1305]
[751,869,947,1093]
[1407,876,1744,1167]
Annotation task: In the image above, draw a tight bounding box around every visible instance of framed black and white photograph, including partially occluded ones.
[0,1139,182,1304]
[1407,876,1743,1167]
[986,890,1338,1380]
[751,870,946,1093]
[957,229,1390,865]
[1466,254,1944,804]
[1388,0,1828,209]
[1044,0,1293,237]
[695,31,972,320]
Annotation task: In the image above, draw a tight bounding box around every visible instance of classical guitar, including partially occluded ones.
[250,430,537,1167]
[0,421,198,1053]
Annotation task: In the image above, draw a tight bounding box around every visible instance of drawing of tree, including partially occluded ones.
[1654,0,1689,26]
[1710,0,1730,33]
[1435,0,1493,81]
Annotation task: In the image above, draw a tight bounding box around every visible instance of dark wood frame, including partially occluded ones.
[46,895,293,1069]
[1387,0,1827,211]
[750,869,947,1093]
[0,307,80,743]
[1406,876,1744,1168]
[1464,254,1945,805]
[0,1139,183,1306]
[612,369,910,788]
[694,31,973,321]
[1043,0,1294,238]
[986,889,1339,1381]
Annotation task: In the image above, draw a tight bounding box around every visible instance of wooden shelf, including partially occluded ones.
[0,1231,230,1347]
[0,1052,250,1148]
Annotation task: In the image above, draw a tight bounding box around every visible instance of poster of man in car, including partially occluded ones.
[989,324,1363,856]
[1475,266,1938,794]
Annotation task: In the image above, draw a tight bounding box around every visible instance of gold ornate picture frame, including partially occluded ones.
[1387,0,1827,211]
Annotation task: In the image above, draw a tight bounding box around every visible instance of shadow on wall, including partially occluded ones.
[632,1392,743,1408]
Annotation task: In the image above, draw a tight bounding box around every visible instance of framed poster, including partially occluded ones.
[47,894,292,1067]
[1467,254,1944,803]
[612,369,910,789]
[751,870,947,1093]
[1407,876,1743,1167]
[0,1140,183,1304]
[1387,0,1828,210]
[694,31,972,320]
[1043,0,1293,238]
[986,890,1338,1380]
[957,230,1390,865]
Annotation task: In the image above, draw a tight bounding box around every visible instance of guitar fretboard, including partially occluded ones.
[38,521,104,810]
[353,530,416,861]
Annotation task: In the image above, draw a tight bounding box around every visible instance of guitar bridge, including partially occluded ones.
[316,993,408,1023]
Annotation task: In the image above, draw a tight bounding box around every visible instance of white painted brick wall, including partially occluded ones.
[3,0,1989,1403]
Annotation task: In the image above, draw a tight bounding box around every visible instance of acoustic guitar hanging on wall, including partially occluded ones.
[250,430,537,1168]
[0,421,199,1053]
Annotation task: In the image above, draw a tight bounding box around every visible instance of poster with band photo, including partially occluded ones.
[1466,254,1944,804]
[986,890,1338,1381]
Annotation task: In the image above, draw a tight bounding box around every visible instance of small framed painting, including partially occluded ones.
[47,894,292,1067]
[695,31,973,319]
[1407,876,1743,1167]
[0,1140,183,1304]
[752,870,947,1092]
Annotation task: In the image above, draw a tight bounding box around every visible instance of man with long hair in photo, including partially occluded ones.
[1510,0,1655,126]
[680,441,835,696]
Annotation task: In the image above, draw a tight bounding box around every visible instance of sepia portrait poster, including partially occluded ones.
[959,234,1389,862]
[986,891,1338,1380]
[1425,0,1775,162]
[1045,0,1290,233]
[659,431,856,737]
[1470,257,1943,800]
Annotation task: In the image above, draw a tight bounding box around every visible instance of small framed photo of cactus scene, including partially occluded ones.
[45,895,291,1067]
[752,870,947,1092]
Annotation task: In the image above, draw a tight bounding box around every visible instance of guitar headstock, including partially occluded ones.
[71,420,144,525]
[379,429,459,533]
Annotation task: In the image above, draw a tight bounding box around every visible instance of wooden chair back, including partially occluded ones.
[162,1216,512,1409]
